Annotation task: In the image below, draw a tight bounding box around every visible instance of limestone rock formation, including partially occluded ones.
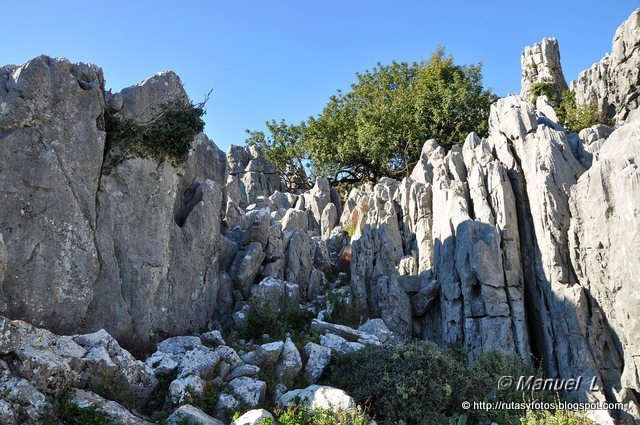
[0,56,105,333]
[521,37,568,102]
[279,385,356,411]
[0,235,6,286]
[572,8,640,124]
[0,57,228,352]
[569,122,640,414]
[167,404,224,425]
[92,74,227,352]
[70,389,152,425]
[1,10,640,422]
[226,145,281,208]
[231,409,274,425]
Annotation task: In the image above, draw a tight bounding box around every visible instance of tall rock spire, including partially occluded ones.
[520,37,568,102]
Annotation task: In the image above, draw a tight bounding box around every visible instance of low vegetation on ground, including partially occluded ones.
[236,297,315,342]
[185,382,219,417]
[557,90,607,133]
[267,404,372,425]
[324,342,592,425]
[519,409,594,425]
[45,393,114,425]
[324,289,366,329]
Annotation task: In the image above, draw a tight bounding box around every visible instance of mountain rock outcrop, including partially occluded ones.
[226,145,281,208]
[0,57,227,352]
[572,8,640,124]
[569,122,640,420]
[0,7,639,424]
[0,56,105,333]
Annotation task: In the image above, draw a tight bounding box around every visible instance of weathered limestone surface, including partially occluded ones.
[521,38,568,102]
[1,11,640,420]
[226,145,281,208]
[0,56,105,332]
[569,122,640,411]
[572,8,640,124]
[0,57,227,351]
[90,73,226,351]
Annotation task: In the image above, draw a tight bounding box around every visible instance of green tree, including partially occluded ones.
[246,47,494,186]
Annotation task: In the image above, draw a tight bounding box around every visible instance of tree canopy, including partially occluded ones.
[246,47,494,187]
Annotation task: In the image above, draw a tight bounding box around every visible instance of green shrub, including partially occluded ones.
[148,369,178,416]
[555,90,610,133]
[104,100,205,167]
[325,342,549,424]
[341,222,357,238]
[325,289,366,328]
[148,410,168,423]
[83,371,139,411]
[471,351,552,424]
[183,382,219,417]
[530,80,558,106]
[325,342,475,423]
[519,409,593,425]
[238,297,314,342]
[247,48,494,185]
[273,404,371,425]
[56,394,114,425]
[529,85,608,133]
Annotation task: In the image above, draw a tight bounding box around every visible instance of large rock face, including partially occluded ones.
[340,93,638,422]
[0,57,227,352]
[572,8,640,124]
[0,56,105,332]
[487,96,617,406]
[569,122,640,408]
[97,75,227,351]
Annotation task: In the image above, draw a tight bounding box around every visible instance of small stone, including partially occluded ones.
[167,404,224,425]
[231,409,275,425]
[279,385,356,411]
[201,330,226,347]
[275,337,302,383]
[303,342,331,383]
[228,377,266,408]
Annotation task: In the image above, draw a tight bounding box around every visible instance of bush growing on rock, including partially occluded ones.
[104,99,205,166]
[557,90,607,133]
[184,382,219,417]
[325,289,366,328]
[527,83,608,133]
[530,80,557,105]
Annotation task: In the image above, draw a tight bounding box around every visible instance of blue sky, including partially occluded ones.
[2,1,636,151]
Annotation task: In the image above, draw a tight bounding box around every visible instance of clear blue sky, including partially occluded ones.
[2,1,636,151]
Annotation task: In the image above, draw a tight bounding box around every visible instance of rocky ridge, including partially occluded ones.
[0,7,638,425]
[572,8,640,124]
